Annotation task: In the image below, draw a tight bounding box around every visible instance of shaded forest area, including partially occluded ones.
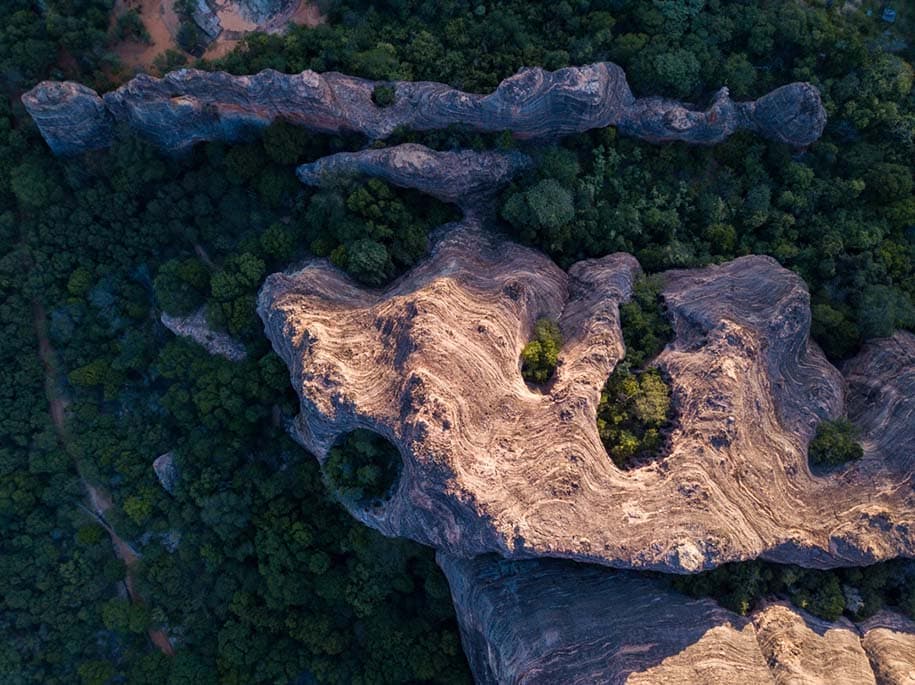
[1,0,914,683]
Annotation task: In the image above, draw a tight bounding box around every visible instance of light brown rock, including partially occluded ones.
[752,602,875,684]
[257,223,915,572]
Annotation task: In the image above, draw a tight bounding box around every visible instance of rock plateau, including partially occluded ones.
[258,222,915,573]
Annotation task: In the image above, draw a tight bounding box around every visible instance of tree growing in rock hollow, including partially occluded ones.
[325,429,402,503]
[520,317,563,384]
[808,418,864,467]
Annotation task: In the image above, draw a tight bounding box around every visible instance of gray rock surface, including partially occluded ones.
[23,64,826,155]
[161,309,247,362]
[438,554,914,684]
[257,223,915,573]
[152,451,179,495]
[296,144,531,211]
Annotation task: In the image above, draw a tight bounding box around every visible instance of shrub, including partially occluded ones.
[520,317,562,384]
[808,418,863,467]
[325,430,402,503]
[372,84,396,107]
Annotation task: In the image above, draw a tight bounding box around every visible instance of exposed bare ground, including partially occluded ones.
[33,302,175,657]
[110,0,183,72]
[109,0,325,72]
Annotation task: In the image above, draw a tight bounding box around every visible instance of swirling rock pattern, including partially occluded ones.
[439,554,915,684]
[295,144,532,211]
[22,64,826,155]
[859,611,915,685]
[257,224,915,573]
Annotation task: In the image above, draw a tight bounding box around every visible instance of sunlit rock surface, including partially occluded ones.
[23,64,826,155]
[438,554,914,684]
[257,224,915,573]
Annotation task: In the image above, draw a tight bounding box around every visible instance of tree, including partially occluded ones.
[324,430,401,503]
[808,419,863,467]
[520,317,563,384]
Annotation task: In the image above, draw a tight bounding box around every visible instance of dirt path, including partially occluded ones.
[33,302,175,657]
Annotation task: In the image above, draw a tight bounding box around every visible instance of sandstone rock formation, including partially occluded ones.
[258,223,915,573]
[858,611,915,685]
[23,63,826,155]
[438,554,773,684]
[295,144,531,211]
[438,554,915,684]
[161,310,247,362]
[752,602,875,684]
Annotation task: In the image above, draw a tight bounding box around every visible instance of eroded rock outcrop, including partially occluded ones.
[161,309,247,362]
[858,611,915,685]
[438,554,774,684]
[296,144,532,211]
[439,554,915,684]
[258,224,915,573]
[23,64,826,155]
[752,602,875,684]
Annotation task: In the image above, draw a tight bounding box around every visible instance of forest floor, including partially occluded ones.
[33,302,175,658]
[109,0,325,71]
[110,0,183,72]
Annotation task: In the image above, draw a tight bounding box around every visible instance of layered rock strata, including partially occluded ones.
[439,554,914,685]
[23,63,826,155]
[295,144,532,211]
[257,223,915,573]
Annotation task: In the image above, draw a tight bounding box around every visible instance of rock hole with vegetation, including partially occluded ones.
[520,317,563,385]
[598,275,675,469]
[324,429,403,505]
[808,418,864,468]
[372,84,396,107]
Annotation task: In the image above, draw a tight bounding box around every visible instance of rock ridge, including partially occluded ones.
[438,554,915,685]
[23,64,826,155]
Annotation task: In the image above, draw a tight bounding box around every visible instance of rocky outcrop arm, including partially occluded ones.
[23,64,826,155]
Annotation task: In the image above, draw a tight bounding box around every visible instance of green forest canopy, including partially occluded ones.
[1,0,914,682]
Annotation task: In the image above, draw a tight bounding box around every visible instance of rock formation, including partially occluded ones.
[438,554,914,685]
[152,452,179,495]
[257,222,915,573]
[161,309,247,362]
[295,144,532,211]
[858,611,915,685]
[22,63,826,155]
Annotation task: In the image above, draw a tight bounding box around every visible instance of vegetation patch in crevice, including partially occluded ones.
[520,316,563,385]
[808,417,864,468]
[325,429,404,505]
[598,275,676,469]
[667,558,915,623]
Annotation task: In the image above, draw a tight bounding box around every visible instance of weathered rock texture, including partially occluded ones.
[22,64,826,155]
[258,224,915,573]
[844,332,915,478]
[161,310,247,362]
[152,451,179,495]
[858,611,915,685]
[752,602,875,684]
[296,144,531,211]
[439,554,915,685]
